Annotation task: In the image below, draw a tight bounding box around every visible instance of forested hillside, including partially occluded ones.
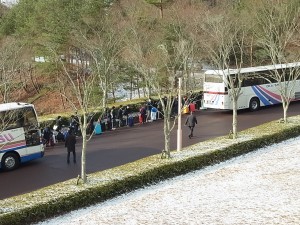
[0,0,300,115]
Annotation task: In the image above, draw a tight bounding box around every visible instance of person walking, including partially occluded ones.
[65,130,77,164]
[185,111,197,139]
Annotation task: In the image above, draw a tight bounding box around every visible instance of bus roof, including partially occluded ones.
[0,102,34,112]
[204,62,300,76]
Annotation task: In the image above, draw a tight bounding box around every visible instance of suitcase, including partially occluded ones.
[128,116,134,127]
[183,105,189,114]
[139,114,143,124]
[94,122,102,135]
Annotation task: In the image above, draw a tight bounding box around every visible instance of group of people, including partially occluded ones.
[42,98,198,164]
[41,115,79,164]
[100,105,133,131]
[138,98,162,124]
[139,98,198,140]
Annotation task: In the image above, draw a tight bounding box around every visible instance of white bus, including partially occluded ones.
[203,62,300,111]
[0,102,44,171]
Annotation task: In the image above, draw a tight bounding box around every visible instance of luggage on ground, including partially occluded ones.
[128,116,134,127]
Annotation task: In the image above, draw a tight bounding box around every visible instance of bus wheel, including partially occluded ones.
[1,153,20,171]
[249,98,260,111]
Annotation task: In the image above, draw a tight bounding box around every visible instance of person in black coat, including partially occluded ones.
[185,111,197,139]
[117,105,124,127]
[65,130,77,164]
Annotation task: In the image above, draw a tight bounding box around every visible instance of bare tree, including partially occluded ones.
[18,63,41,95]
[254,0,300,123]
[124,6,198,157]
[75,26,123,109]
[0,38,23,103]
[200,13,246,139]
[49,44,100,183]
[125,40,178,158]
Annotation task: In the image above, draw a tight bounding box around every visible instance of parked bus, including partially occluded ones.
[0,102,44,171]
[203,62,300,111]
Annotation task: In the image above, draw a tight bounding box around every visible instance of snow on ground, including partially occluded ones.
[36,137,300,225]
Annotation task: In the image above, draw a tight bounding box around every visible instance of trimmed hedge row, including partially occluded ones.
[1,119,300,225]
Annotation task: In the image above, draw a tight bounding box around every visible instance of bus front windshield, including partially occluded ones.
[0,107,38,131]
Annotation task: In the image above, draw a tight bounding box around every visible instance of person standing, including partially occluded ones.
[150,106,158,121]
[104,108,111,131]
[70,113,79,135]
[110,106,117,130]
[55,116,63,131]
[42,127,52,146]
[185,111,197,139]
[139,105,146,124]
[65,130,77,164]
[146,99,152,122]
[123,106,129,126]
[117,105,124,127]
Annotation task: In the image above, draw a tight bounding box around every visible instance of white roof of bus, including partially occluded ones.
[0,102,34,112]
[204,62,300,76]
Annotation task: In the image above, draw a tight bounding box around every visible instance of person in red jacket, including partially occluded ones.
[139,105,146,124]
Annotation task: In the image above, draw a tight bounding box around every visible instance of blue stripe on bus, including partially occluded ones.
[255,86,281,104]
[251,86,270,106]
[20,152,44,163]
[0,151,43,169]
[213,94,221,106]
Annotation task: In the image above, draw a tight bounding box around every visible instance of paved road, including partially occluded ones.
[1,103,300,200]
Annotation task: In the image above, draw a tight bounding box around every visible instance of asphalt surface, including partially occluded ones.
[1,102,300,200]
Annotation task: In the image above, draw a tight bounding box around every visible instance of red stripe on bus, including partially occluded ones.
[204,91,228,95]
[0,140,26,151]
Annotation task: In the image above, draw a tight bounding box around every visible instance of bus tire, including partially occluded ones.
[249,97,260,111]
[1,152,20,171]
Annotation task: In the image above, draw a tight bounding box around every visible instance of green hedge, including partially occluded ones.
[1,118,300,225]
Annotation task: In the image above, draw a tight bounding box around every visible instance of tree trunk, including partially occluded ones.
[29,67,40,94]
[137,76,141,99]
[232,98,238,139]
[59,90,66,110]
[162,117,171,158]
[282,101,288,123]
[81,114,88,183]
[102,88,107,109]
[130,77,133,100]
